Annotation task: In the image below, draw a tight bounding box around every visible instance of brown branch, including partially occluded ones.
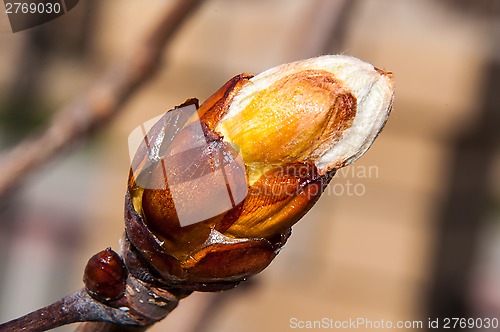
[0,291,85,332]
[0,289,142,332]
[0,270,185,332]
[0,0,205,201]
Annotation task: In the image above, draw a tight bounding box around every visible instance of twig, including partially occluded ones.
[0,0,205,201]
[0,268,185,332]
[0,289,140,332]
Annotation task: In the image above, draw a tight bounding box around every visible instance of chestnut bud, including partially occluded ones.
[83,248,127,301]
[123,55,394,291]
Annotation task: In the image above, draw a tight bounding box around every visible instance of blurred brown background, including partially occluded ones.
[0,0,499,331]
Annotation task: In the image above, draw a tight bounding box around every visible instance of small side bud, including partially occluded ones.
[83,248,127,302]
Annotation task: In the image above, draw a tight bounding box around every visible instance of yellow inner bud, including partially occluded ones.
[219,70,351,174]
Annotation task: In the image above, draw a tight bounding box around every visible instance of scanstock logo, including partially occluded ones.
[128,104,248,228]
[2,0,79,33]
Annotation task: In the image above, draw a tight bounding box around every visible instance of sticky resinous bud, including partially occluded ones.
[124,55,394,289]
